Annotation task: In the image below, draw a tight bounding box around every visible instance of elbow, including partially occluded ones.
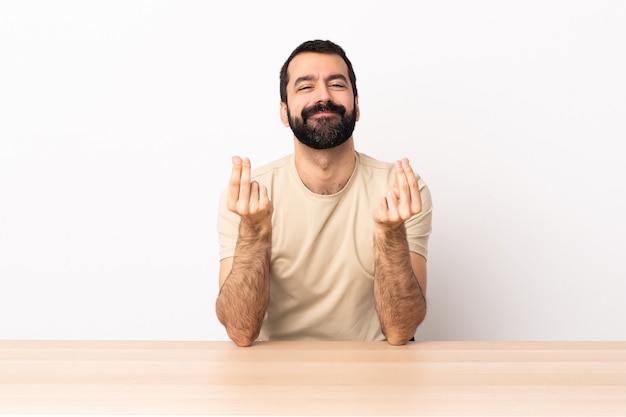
[385,333,413,346]
[232,338,255,348]
[230,335,256,347]
[216,301,258,347]
[384,313,426,346]
[383,324,416,345]
[226,327,259,347]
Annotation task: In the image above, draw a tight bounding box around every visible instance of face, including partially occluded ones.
[280,52,360,149]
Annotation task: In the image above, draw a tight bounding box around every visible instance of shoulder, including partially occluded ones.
[355,151,393,171]
[250,154,293,180]
[354,152,394,182]
[356,151,428,183]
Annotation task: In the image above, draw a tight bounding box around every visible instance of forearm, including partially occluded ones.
[216,221,271,347]
[373,224,426,345]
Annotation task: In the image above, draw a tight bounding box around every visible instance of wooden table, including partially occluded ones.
[1,340,625,416]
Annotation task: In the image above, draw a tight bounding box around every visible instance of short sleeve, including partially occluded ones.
[405,175,433,260]
[216,187,241,260]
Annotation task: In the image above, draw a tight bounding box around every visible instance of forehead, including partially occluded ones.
[287,52,350,84]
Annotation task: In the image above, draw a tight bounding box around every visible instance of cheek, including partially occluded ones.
[288,100,304,114]
[288,103,308,122]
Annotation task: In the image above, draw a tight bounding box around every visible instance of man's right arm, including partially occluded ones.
[215,156,273,347]
[216,220,271,347]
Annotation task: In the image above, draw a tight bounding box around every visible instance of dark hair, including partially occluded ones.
[279,39,358,104]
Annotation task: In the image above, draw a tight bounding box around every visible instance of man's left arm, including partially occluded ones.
[374,226,427,345]
[373,158,428,346]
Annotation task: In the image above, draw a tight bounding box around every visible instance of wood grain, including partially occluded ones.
[1,340,625,415]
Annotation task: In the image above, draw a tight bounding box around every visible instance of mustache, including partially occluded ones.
[301,102,346,121]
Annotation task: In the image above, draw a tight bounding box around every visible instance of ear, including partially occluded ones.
[355,96,360,121]
[280,101,290,127]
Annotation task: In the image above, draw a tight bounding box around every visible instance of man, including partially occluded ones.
[216,40,432,347]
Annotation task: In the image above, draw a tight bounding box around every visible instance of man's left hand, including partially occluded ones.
[373,158,422,229]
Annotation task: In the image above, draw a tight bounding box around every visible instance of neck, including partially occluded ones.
[294,138,356,195]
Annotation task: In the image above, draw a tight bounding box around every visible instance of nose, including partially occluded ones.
[314,83,331,103]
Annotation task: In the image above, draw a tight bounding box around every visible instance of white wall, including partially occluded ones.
[1,1,624,341]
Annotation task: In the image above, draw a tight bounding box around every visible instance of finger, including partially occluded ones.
[258,183,269,206]
[391,174,400,199]
[394,160,411,209]
[373,195,390,223]
[384,190,400,221]
[400,158,422,214]
[238,157,252,207]
[227,156,243,210]
[248,180,260,212]
[258,184,273,215]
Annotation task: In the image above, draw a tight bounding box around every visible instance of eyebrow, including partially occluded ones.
[293,73,349,87]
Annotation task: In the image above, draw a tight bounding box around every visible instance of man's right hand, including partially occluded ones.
[227,156,273,226]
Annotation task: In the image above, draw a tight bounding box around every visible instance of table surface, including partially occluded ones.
[1,340,625,416]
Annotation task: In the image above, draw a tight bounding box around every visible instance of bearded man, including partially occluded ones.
[216,40,433,347]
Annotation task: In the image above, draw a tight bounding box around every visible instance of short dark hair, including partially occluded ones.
[279,39,358,104]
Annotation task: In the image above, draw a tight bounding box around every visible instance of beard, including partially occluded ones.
[287,101,357,150]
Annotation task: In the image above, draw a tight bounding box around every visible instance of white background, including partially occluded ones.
[1,1,625,341]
